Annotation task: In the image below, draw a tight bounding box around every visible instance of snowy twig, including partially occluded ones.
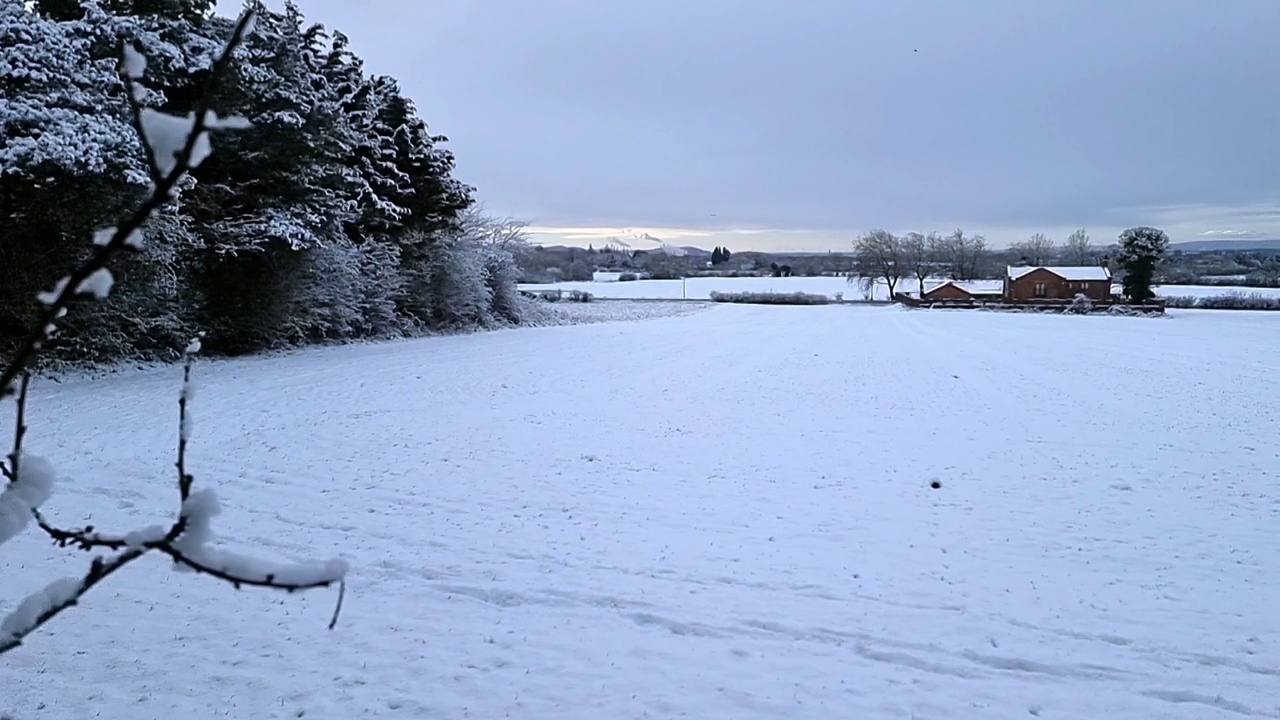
[175,339,199,501]
[3,340,348,657]
[1,9,348,657]
[0,374,29,482]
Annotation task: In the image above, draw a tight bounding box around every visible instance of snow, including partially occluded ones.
[170,488,350,586]
[546,299,711,325]
[1008,265,1112,281]
[203,111,252,131]
[139,109,210,174]
[121,43,147,80]
[525,276,1280,305]
[35,269,116,304]
[93,226,145,249]
[0,455,56,545]
[0,576,82,649]
[924,280,1005,296]
[2,305,1278,718]
[77,268,114,299]
[1153,284,1280,299]
[124,524,169,548]
[35,276,70,306]
[522,276,895,300]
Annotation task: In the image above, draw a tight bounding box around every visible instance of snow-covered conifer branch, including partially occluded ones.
[0,10,257,399]
[1,9,348,656]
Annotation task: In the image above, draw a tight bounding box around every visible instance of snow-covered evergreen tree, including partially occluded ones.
[0,1,148,346]
[1118,226,1169,302]
[377,83,473,234]
[320,37,412,241]
[3,0,525,360]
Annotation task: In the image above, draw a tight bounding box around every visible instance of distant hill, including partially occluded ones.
[1170,239,1280,252]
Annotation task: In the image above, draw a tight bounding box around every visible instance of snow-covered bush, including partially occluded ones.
[1162,295,1196,309]
[414,234,494,328]
[483,248,526,324]
[526,289,593,303]
[710,291,831,305]
[1163,292,1280,310]
[0,10,346,657]
[354,241,408,334]
[1066,293,1094,314]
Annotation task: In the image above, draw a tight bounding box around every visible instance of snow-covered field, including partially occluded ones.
[1154,284,1280,299]
[544,299,711,325]
[520,276,1280,302]
[2,304,1278,719]
[523,275,888,300]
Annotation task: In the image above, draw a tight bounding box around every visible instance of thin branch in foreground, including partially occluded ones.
[1,374,29,482]
[1,8,349,657]
[175,338,200,501]
[5,353,348,657]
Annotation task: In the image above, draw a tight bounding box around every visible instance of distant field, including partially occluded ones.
[1153,283,1280,299]
[521,276,896,301]
[520,276,1280,301]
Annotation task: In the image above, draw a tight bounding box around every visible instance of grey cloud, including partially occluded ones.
[253,0,1280,246]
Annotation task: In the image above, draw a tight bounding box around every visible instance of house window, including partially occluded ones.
[1034,282,1047,297]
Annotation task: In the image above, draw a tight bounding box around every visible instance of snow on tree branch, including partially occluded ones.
[0,10,257,400]
[1,9,348,657]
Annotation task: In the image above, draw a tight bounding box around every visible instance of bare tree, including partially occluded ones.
[933,229,988,281]
[900,231,937,295]
[459,206,530,256]
[0,11,346,656]
[850,229,905,300]
[1065,227,1092,265]
[966,234,989,280]
[1013,232,1056,265]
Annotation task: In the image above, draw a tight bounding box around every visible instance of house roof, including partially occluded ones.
[923,280,1004,296]
[1007,265,1112,282]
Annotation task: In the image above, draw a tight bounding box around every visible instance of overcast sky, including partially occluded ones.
[245,0,1280,250]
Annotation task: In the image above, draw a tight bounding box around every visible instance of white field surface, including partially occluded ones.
[1153,284,1280,299]
[2,304,1279,719]
[520,275,1280,302]
[523,275,895,300]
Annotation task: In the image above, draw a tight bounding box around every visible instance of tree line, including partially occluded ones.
[2,0,531,365]
[851,227,1168,301]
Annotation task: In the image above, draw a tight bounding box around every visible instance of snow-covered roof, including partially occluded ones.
[1007,265,1111,281]
[923,280,1004,296]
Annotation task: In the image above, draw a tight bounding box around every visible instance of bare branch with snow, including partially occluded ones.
[1,9,348,657]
